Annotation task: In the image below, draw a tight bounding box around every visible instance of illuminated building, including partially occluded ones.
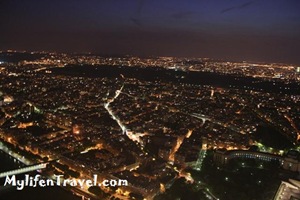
[72,124,84,140]
[202,137,208,150]
[214,149,300,173]
[72,124,81,135]
[274,179,300,200]
[213,149,282,166]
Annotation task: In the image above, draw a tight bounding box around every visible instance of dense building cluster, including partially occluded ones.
[0,51,299,199]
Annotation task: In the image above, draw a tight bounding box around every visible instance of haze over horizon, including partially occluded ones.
[1,0,300,65]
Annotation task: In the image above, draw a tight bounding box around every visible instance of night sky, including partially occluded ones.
[1,0,300,64]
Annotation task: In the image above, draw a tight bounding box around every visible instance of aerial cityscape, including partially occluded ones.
[0,51,299,200]
[0,0,300,200]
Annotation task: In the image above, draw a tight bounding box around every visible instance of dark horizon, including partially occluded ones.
[1,0,300,65]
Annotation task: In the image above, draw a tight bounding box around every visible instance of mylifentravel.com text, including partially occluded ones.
[3,174,128,190]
